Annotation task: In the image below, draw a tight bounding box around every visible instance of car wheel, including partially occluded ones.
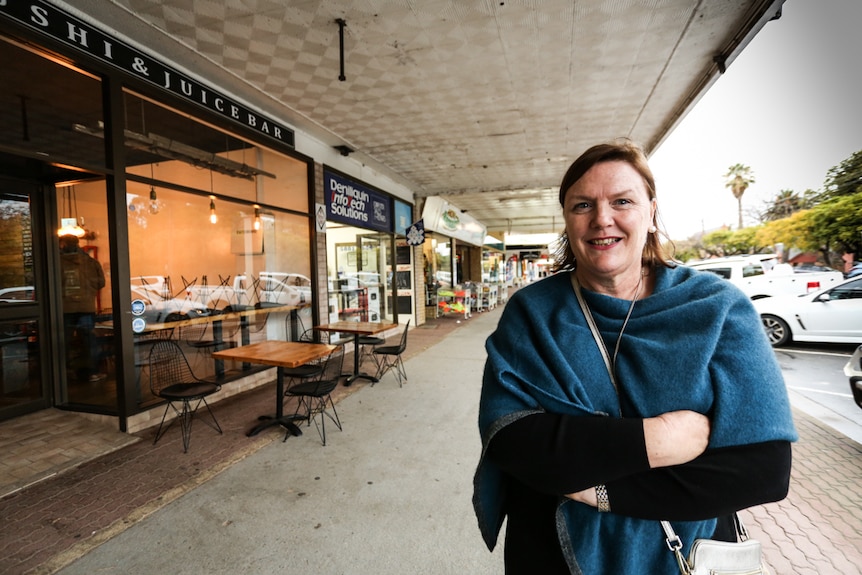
[761,314,791,347]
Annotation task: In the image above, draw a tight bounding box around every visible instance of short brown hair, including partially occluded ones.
[551,139,672,271]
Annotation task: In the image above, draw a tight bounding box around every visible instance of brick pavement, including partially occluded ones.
[0,309,860,575]
[0,315,467,575]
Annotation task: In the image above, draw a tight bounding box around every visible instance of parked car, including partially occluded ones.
[752,276,862,346]
[844,345,862,411]
[0,286,34,303]
[258,272,312,306]
[687,255,844,300]
[130,276,210,321]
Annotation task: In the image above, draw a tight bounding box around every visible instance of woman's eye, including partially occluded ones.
[571,202,591,212]
[614,198,633,207]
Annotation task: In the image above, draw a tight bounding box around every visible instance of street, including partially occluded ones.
[775,343,861,444]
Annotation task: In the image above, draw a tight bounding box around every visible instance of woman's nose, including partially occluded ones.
[591,204,613,227]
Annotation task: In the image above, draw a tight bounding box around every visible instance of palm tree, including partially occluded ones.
[724,163,756,229]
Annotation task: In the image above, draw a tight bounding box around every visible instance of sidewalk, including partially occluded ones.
[0,302,860,574]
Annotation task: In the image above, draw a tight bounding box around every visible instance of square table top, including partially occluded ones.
[211,340,335,369]
[314,321,397,335]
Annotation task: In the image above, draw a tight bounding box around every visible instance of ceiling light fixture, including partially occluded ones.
[208,170,217,224]
[57,185,86,237]
[72,123,277,181]
[148,162,160,214]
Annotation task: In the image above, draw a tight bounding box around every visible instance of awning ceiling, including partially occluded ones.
[61,0,785,237]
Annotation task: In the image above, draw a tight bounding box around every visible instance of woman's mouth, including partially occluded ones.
[588,238,620,246]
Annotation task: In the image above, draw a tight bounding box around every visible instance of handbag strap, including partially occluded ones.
[569,273,618,394]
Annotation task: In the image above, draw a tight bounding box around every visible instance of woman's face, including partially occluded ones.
[562,160,656,285]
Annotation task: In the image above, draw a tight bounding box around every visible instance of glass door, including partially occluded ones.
[0,178,48,421]
[357,233,393,322]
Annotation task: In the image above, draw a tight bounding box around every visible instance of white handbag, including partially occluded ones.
[661,515,769,575]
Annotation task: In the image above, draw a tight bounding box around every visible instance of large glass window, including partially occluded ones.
[56,180,114,409]
[0,38,106,169]
[0,191,42,413]
[122,94,313,384]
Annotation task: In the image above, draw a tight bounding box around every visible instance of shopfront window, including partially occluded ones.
[0,190,42,414]
[56,181,114,408]
[123,94,312,383]
[0,38,106,169]
[325,225,393,328]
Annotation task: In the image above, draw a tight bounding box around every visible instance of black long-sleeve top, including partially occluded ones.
[486,412,792,574]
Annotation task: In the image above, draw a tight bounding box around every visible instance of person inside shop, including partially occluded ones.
[59,234,106,383]
[472,139,797,573]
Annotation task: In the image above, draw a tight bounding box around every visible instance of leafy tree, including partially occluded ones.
[724,164,756,229]
[755,211,819,253]
[806,192,862,257]
[820,150,862,201]
[761,189,806,221]
[701,226,764,257]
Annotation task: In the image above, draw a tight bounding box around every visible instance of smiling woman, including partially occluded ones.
[473,139,797,574]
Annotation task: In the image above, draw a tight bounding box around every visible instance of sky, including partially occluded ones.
[649,0,862,240]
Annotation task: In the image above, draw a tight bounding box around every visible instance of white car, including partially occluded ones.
[258,272,312,306]
[753,276,862,346]
[844,345,862,411]
[0,286,34,303]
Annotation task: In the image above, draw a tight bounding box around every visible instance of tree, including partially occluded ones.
[724,163,756,230]
[820,149,862,201]
[700,226,765,257]
[762,189,804,222]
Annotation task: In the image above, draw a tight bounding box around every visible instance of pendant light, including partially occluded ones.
[148,162,160,214]
[57,185,86,237]
[208,170,217,224]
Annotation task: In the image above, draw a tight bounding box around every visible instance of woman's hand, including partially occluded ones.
[644,410,710,468]
[566,410,710,508]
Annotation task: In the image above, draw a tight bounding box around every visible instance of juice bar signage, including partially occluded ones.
[0,0,294,148]
[325,171,391,233]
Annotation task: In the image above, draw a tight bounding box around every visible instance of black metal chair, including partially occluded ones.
[357,333,385,368]
[148,339,223,453]
[285,343,345,445]
[372,320,410,387]
[279,327,326,390]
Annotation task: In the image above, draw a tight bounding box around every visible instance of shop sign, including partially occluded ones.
[0,0,294,148]
[421,196,486,247]
[324,171,391,232]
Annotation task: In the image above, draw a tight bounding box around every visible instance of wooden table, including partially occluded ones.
[314,321,397,386]
[212,340,334,437]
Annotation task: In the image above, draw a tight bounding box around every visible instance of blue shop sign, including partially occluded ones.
[325,172,391,232]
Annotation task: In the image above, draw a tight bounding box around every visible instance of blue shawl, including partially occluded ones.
[473,265,797,574]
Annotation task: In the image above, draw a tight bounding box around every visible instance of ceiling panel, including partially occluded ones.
[62,0,784,236]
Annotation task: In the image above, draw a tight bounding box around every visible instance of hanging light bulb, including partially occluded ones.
[253,205,261,230]
[209,195,218,224]
[148,186,160,214]
[148,162,160,214]
[57,186,86,237]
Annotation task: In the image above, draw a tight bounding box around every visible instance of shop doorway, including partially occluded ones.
[357,233,392,322]
[0,176,49,421]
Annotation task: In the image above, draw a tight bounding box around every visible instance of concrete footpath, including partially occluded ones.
[3,300,861,574]
[55,310,505,575]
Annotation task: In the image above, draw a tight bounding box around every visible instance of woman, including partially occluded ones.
[473,140,796,573]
